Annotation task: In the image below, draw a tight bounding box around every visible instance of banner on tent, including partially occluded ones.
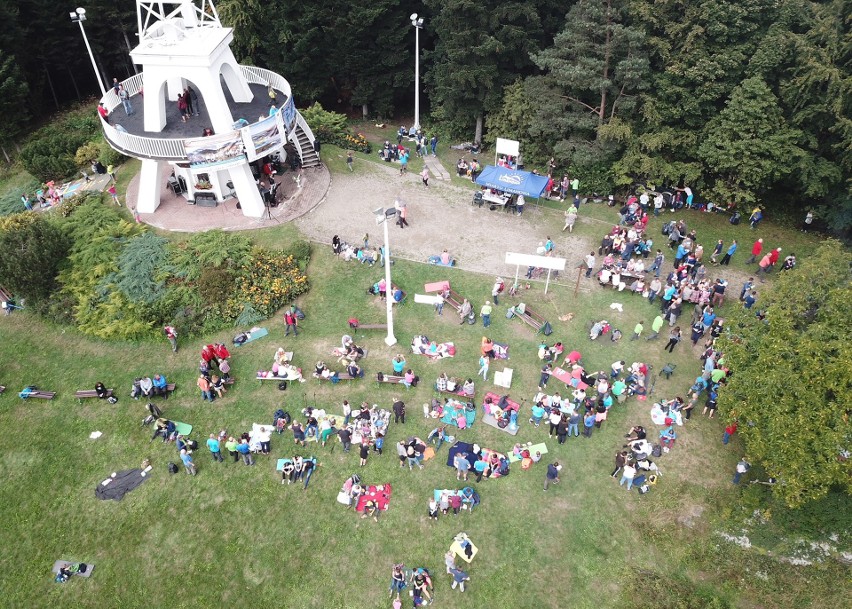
[505,252,566,271]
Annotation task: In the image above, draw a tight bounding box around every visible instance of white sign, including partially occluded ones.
[496,137,520,157]
[505,252,566,271]
[414,294,442,305]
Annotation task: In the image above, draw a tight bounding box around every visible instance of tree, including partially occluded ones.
[0,49,30,159]
[533,0,648,130]
[425,0,544,141]
[698,77,803,205]
[0,213,68,303]
[716,240,852,507]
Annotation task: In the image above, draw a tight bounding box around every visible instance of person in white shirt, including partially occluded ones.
[620,462,637,490]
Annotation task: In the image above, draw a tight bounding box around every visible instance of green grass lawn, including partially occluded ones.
[0,149,846,608]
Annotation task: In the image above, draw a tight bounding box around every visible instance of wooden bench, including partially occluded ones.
[444,290,467,314]
[438,386,475,400]
[513,306,548,333]
[152,383,177,397]
[75,388,114,402]
[315,372,357,381]
[257,374,301,384]
[351,323,388,336]
[19,389,56,400]
[377,374,405,385]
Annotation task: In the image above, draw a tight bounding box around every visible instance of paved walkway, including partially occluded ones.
[423,155,451,180]
[128,165,330,232]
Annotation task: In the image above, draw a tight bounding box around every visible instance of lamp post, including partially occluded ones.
[374,205,398,347]
[69,7,106,96]
[410,13,424,132]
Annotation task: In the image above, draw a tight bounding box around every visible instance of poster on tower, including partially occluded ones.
[241,112,286,162]
[281,96,297,134]
[184,132,247,169]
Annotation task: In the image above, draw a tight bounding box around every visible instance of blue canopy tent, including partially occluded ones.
[475,165,550,199]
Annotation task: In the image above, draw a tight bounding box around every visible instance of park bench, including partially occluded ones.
[512,304,548,333]
[377,373,405,385]
[316,372,358,382]
[349,322,388,336]
[19,388,56,400]
[444,290,467,314]
[75,388,114,402]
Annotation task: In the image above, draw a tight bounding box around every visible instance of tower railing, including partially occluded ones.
[100,66,295,162]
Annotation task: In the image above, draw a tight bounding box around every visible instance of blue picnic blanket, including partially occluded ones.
[441,403,476,428]
[234,327,268,346]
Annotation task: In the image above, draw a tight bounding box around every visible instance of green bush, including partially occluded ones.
[301,102,371,153]
[20,105,101,182]
[0,176,40,216]
[281,239,312,266]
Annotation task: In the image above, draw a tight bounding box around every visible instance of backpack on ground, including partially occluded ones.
[651,444,662,458]
[168,462,179,474]
[147,402,162,418]
[234,332,248,345]
[541,321,553,336]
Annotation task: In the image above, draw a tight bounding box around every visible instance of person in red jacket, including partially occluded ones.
[97,102,109,123]
[213,343,231,361]
[746,238,763,264]
[284,310,299,336]
[723,421,738,445]
[201,344,217,366]
[768,247,782,271]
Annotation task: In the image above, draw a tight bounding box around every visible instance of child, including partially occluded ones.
[374,432,384,455]
[210,374,226,398]
[428,498,439,521]
[359,440,370,467]
[107,184,121,206]
[346,151,353,172]
[422,403,430,418]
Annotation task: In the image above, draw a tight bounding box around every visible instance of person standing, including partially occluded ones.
[97,102,110,123]
[583,411,595,437]
[454,451,471,481]
[396,202,409,228]
[107,184,121,206]
[177,94,189,122]
[207,434,224,462]
[803,210,813,232]
[338,427,352,452]
[420,167,430,187]
[187,86,200,116]
[491,277,503,306]
[434,292,444,316]
[543,461,561,490]
[646,315,664,341]
[283,310,298,336]
[664,327,681,352]
[720,240,737,265]
[359,440,370,467]
[567,410,581,437]
[346,151,353,172]
[478,354,489,381]
[619,461,636,490]
[225,436,239,462]
[651,250,664,278]
[631,321,644,341]
[118,85,133,116]
[710,239,724,264]
[197,374,213,401]
[571,176,580,197]
[163,325,178,352]
[584,251,596,278]
[611,451,627,478]
[449,567,470,592]
[563,205,578,232]
[723,421,738,445]
[480,301,492,328]
[236,439,254,465]
[733,458,750,484]
[180,449,197,475]
[392,398,406,424]
[747,238,763,264]
[430,134,438,156]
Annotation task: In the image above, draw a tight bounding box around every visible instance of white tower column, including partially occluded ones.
[137,159,166,213]
[228,164,265,217]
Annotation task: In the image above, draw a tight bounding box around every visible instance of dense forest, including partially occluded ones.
[1,0,849,229]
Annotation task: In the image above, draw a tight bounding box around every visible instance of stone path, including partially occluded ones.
[423,155,451,181]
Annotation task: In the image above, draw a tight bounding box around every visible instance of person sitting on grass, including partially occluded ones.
[361,499,380,522]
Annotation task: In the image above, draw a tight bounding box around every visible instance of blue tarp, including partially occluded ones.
[475,165,550,198]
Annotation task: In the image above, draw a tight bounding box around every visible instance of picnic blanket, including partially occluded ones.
[440,401,476,429]
[451,533,478,563]
[508,442,549,463]
[276,457,317,471]
[550,366,589,390]
[651,404,683,426]
[493,342,510,360]
[411,339,455,359]
[424,280,451,293]
[95,469,150,501]
[483,392,520,412]
[234,327,268,346]
[53,561,94,578]
[481,411,519,435]
[355,484,392,512]
[173,421,193,436]
[446,441,478,469]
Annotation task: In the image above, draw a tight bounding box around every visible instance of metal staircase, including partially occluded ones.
[294,124,321,168]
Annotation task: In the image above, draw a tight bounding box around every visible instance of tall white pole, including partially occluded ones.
[383,216,397,346]
[413,25,420,131]
[78,20,106,96]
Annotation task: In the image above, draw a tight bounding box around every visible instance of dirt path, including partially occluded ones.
[296,161,592,283]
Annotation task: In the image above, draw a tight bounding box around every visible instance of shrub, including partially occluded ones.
[0,212,69,303]
[75,142,102,167]
[281,239,312,266]
[301,102,371,153]
[226,248,309,321]
[169,230,253,280]
[20,105,101,182]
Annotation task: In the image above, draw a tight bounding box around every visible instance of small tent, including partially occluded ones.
[475,165,550,199]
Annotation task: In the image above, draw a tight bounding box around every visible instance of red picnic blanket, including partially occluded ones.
[356,484,393,512]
